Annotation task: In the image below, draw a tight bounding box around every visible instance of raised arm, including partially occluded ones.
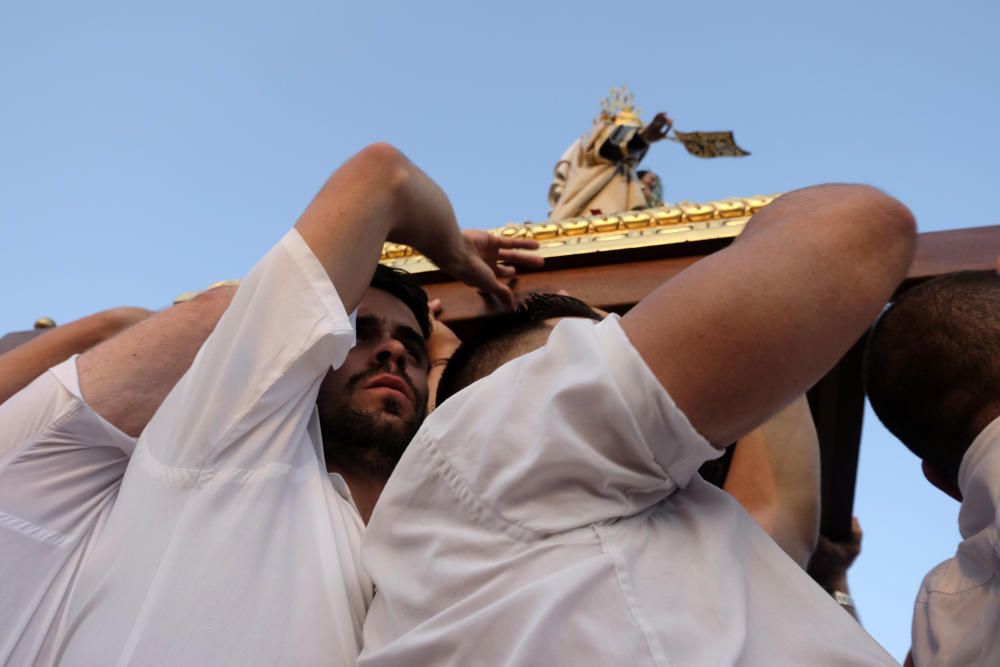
[0,307,151,405]
[295,143,528,313]
[807,517,863,620]
[76,145,536,438]
[724,395,820,567]
[621,184,916,447]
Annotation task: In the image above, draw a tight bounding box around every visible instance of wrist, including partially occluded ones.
[831,590,859,621]
[817,573,849,595]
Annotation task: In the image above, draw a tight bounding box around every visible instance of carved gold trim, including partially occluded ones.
[381,194,779,273]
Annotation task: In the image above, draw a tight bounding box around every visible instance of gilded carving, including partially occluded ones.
[714,200,748,219]
[380,194,779,273]
[678,202,716,222]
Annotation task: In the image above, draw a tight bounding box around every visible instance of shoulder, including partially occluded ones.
[919,534,997,601]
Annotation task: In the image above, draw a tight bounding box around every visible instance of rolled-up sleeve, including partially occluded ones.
[140,228,356,473]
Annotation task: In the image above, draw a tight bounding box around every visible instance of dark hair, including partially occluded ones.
[637,170,650,179]
[370,264,430,339]
[864,270,1000,482]
[436,293,602,405]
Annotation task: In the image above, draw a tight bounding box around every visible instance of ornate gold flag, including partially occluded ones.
[672,131,750,158]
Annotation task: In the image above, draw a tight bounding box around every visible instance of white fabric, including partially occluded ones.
[547,123,648,221]
[360,316,897,666]
[56,229,367,666]
[911,414,1000,667]
[0,358,136,666]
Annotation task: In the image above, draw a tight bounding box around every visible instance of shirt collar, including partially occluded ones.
[957,413,1000,538]
[959,413,1000,496]
[328,472,355,503]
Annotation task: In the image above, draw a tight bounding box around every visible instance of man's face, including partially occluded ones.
[317,287,429,478]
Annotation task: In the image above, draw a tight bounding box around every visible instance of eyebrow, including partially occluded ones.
[357,315,428,363]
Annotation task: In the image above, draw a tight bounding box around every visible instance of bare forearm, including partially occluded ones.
[725,396,820,567]
[759,395,820,555]
[622,184,916,448]
[0,307,151,405]
[78,286,235,437]
[427,360,449,412]
[296,144,529,312]
[294,143,464,314]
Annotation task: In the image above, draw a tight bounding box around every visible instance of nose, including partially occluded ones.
[373,337,407,371]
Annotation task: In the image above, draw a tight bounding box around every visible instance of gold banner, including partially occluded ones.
[673,131,750,158]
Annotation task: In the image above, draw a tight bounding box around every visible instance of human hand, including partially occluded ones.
[807,517,863,592]
[427,298,461,365]
[435,231,543,310]
[640,112,673,143]
[426,298,463,411]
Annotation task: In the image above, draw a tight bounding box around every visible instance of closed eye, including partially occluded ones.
[395,326,428,368]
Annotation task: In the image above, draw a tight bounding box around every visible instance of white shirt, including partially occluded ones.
[360,316,897,666]
[911,414,1000,667]
[0,359,135,666]
[57,229,367,666]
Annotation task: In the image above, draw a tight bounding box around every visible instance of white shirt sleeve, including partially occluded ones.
[410,315,719,536]
[0,358,135,665]
[139,228,356,473]
[0,357,135,536]
[911,416,1000,667]
[56,229,367,666]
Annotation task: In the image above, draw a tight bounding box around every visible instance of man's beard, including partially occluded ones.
[318,369,427,480]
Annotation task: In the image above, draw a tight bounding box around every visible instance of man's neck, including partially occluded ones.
[326,463,385,524]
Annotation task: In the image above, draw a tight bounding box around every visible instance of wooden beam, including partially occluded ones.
[910,224,1000,278]
[807,336,867,541]
[423,226,1000,324]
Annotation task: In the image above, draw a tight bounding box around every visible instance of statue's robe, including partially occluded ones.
[548,122,651,221]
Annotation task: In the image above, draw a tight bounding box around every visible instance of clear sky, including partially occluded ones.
[2,0,997,660]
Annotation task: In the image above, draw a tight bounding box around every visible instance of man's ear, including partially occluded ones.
[922,460,963,501]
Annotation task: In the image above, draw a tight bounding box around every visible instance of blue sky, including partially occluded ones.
[2,0,997,660]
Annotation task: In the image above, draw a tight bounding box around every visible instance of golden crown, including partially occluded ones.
[598,85,643,126]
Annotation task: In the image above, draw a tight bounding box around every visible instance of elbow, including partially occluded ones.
[847,184,917,270]
[850,185,917,300]
[355,141,406,166]
[798,181,914,231]
[814,183,916,261]
[779,183,917,292]
[350,142,412,193]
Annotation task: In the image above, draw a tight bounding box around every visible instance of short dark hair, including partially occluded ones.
[370,264,430,339]
[436,293,602,405]
[864,270,1000,482]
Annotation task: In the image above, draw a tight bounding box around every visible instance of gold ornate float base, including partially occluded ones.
[380,194,779,273]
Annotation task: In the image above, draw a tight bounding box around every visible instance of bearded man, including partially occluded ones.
[1,143,539,666]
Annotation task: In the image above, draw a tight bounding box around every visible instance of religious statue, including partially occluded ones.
[547,87,750,221]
